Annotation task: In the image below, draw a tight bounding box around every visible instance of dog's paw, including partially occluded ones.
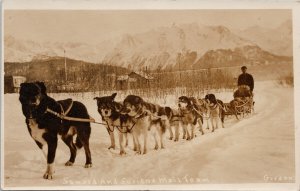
[169,137,173,140]
[84,163,92,168]
[108,145,115,150]
[186,134,191,140]
[43,163,54,180]
[206,127,209,130]
[174,138,178,142]
[154,145,159,150]
[119,150,126,155]
[133,147,137,151]
[135,150,142,155]
[161,145,165,149]
[43,172,53,180]
[65,161,74,166]
[143,149,147,155]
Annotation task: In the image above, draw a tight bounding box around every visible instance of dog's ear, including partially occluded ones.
[20,83,25,92]
[205,98,210,104]
[36,81,47,95]
[189,100,194,106]
[211,95,217,103]
[135,96,143,104]
[189,97,195,105]
[111,93,117,100]
[115,102,122,111]
[165,106,173,118]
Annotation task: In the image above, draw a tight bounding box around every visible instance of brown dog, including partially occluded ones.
[121,95,169,154]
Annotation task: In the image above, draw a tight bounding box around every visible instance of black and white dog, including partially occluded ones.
[204,94,226,131]
[19,82,92,180]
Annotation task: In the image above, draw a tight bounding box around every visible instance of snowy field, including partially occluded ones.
[2,81,295,188]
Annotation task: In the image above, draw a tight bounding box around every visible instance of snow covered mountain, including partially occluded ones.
[102,23,255,70]
[4,35,115,63]
[237,19,292,57]
[191,45,292,70]
[4,21,293,70]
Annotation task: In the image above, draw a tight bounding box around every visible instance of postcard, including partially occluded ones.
[1,0,299,190]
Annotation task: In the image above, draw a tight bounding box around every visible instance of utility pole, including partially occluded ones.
[64,49,67,82]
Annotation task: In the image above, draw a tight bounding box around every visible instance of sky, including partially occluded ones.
[4,9,291,44]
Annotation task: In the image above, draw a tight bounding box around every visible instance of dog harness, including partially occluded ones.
[45,99,96,123]
[105,121,136,134]
[58,100,73,117]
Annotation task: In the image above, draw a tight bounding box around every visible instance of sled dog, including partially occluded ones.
[164,107,183,142]
[94,93,136,155]
[204,94,226,132]
[121,95,169,154]
[177,96,204,140]
[19,82,92,180]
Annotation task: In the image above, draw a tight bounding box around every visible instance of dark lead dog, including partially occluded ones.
[19,82,92,180]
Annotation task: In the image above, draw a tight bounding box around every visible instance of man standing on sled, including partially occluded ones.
[237,66,254,96]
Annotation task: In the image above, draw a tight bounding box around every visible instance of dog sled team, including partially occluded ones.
[94,93,226,155]
[18,66,254,179]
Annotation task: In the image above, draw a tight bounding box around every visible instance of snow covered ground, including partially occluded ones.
[2,81,295,189]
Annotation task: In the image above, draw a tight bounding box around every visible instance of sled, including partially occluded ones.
[224,85,255,119]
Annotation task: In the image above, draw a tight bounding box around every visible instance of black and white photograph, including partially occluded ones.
[1,0,299,190]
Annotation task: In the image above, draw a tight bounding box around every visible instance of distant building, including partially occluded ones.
[116,71,154,90]
[56,82,86,92]
[4,75,26,93]
[105,73,117,89]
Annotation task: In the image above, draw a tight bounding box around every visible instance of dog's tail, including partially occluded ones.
[75,136,83,149]
[164,106,173,120]
[217,100,226,123]
[161,119,168,134]
[217,100,226,112]
[198,115,203,124]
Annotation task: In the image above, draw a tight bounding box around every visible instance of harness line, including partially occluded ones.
[46,107,136,133]
[47,102,186,133]
[46,108,97,123]
[190,107,210,119]
[234,97,252,108]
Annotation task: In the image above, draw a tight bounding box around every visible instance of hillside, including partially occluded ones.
[190,45,292,70]
[4,57,129,91]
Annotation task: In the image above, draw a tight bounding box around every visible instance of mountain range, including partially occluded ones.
[4,20,293,70]
[236,20,292,57]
